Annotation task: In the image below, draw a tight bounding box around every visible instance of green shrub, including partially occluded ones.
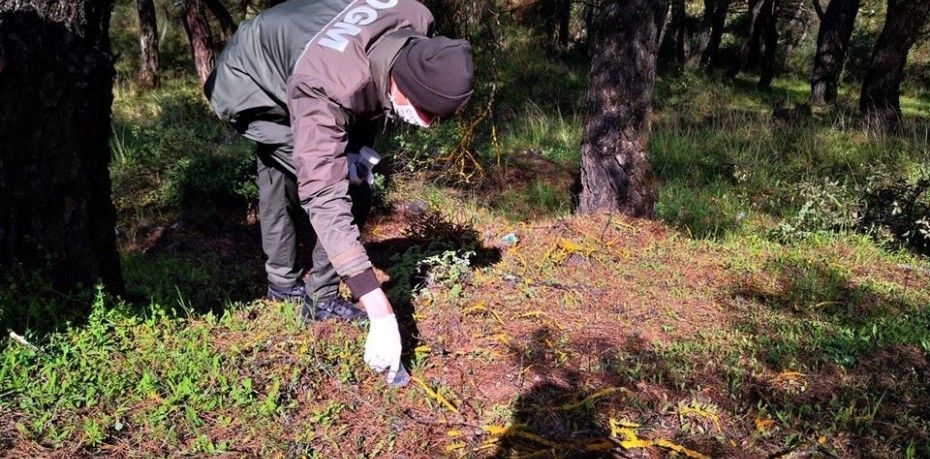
[773,178,861,242]
[861,168,930,255]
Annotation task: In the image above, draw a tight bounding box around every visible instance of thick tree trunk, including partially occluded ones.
[183,0,215,85]
[860,0,930,130]
[204,0,237,41]
[701,0,731,67]
[757,0,779,89]
[810,0,860,105]
[578,0,668,217]
[136,0,160,89]
[0,0,124,292]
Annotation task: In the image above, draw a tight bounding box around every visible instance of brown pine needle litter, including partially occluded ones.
[412,376,459,414]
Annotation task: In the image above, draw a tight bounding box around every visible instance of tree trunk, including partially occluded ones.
[810,0,861,105]
[701,0,731,67]
[204,0,237,41]
[736,0,766,73]
[578,0,668,217]
[757,0,778,89]
[782,0,811,54]
[183,0,215,85]
[668,0,688,68]
[860,0,930,130]
[558,0,571,50]
[136,0,160,89]
[687,0,716,67]
[0,0,124,293]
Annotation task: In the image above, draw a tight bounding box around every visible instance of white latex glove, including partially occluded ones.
[347,146,381,186]
[364,314,402,380]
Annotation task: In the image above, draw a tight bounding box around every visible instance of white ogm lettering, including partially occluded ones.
[345,6,377,25]
[319,0,399,52]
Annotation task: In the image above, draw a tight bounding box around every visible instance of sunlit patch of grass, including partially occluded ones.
[0,290,369,454]
[498,103,582,164]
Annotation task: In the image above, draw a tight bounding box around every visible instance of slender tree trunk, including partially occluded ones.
[204,0,237,41]
[810,0,860,105]
[783,0,811,53]
[578,0,669,216]
[736,0,766,72]
[183,0,215,85]
[136,0,160,89]
[757,0,779,89]
[657,1,672,52]
[860,0,930,130]
[558,0,571,50]
[668,0,688,68]
[687,0,716,67]
[0,0,124,293]
[702,0,731,67]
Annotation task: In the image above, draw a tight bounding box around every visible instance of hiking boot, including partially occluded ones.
[300,295,368,323]
[266,282,306,303]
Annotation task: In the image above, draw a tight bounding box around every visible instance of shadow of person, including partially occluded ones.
[493,328,633,458]
[365,209,502,369]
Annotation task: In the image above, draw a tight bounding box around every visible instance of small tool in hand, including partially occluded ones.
[387,363,410,388]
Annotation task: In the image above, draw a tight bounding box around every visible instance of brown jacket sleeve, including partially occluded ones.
[284,0,435,298]
[287,78,377,297]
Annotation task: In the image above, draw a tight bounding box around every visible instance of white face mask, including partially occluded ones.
[390,92,431,128]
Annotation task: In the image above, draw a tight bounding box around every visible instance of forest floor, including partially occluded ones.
[3,48,930,456]
[2,177,929,457]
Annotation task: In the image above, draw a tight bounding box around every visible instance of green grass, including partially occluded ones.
[3,20,930,457]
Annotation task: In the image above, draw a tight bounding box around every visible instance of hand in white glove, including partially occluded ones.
[347,146,381,186]
[364,314,402,381]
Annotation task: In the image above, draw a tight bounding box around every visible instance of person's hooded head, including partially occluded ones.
[389,36,474,128]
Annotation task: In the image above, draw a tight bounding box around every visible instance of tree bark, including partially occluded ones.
[782,0,811,54]
[860,0,930,130]
[203,0,237,41]
[578,0,668,217]
[558,0,571,50]
[736,0,767,73]
[757,0,779,89]
[136,0,160,89]
[668,0,688,68]
[810,0,860,105]
[183,0,215,85]
[701,0,731,67]
[0,0,124,292]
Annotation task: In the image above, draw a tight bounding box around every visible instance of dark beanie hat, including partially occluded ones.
[392,37,474,118]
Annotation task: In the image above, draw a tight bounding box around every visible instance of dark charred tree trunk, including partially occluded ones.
[0,0,124,293]
[136,0,160,89]
[810,0,861,105]
[183,0,215,85]
[757,0,778,89]
[860,0,930,130]
[701,0,731,67]
[204,0,237,41]
[578,0,668,216]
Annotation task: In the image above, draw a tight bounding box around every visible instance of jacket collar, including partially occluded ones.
[368,29,422,115]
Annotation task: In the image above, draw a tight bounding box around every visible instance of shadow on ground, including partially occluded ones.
[366,207,502,360]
